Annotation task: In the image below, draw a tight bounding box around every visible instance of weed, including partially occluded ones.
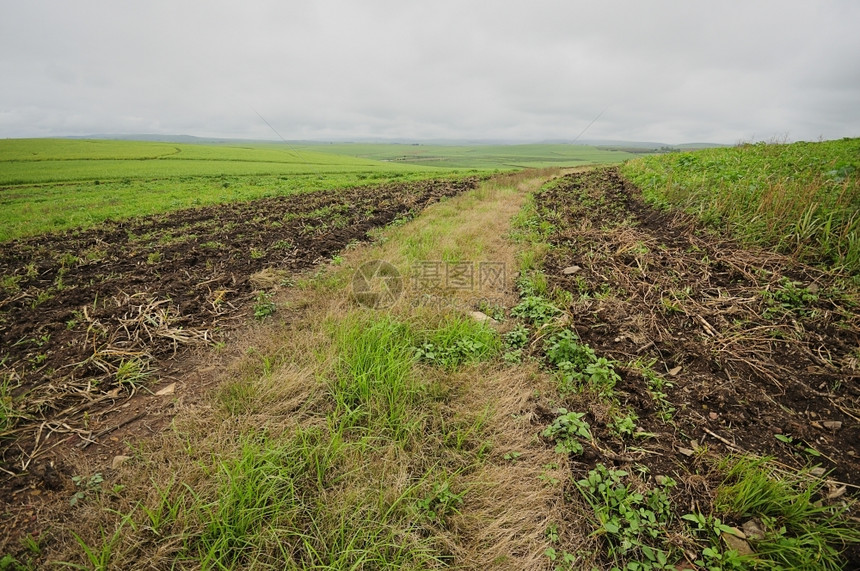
[59,253,79,268]
[542,409,592,455]
[114,358,151,388]
[503,323,530,350]
[70,473,104,506]
[0,375,20,434]
[271,239,293,250]
[544,330,621,396]
[252,291,276,320]
[575,464,678,569]
[146,251,162,264]
[30,289,53,309]
[682,512,749,570]
[414,316,500,370]
[773,433,822,458]
[415,480,465,526]
[69,511,135,570]
[511,295,560,325]
[19,535,41,556]
[631,359,676,422]
[502,349,523,364]
[762,277,819,319]
[0,274,22,294]
[476,299,506,321]
[610,411,638,439]
[545,330,595,370]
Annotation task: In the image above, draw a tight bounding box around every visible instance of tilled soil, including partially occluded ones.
[535,167,859,485]
[0,177,478,484]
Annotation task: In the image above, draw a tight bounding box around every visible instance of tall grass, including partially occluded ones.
[620,138,860,272]
[714,456,860,570]
[328,314,425,441]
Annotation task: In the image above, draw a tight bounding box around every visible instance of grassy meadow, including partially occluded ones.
[621,138,860,272]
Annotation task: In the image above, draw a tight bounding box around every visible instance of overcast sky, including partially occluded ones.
[2,1,859,144]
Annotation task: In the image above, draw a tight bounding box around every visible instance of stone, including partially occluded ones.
[722,531,754,556]
[112,455,132,470]
[668,366,682,377]
[741,519,764,540]
[468,311,496,323]
[562,265,582,275]
[822,421,842,430]
[155,382,176,396]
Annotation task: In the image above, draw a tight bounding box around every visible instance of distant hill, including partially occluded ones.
[63,134,727,149]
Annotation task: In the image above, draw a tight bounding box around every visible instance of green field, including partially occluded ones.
[297,142,636,168]
[621,138,860,272]
[0,139,452,242]
[0,139,631,242]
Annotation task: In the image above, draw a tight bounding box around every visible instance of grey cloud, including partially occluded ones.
[2,0,858,143]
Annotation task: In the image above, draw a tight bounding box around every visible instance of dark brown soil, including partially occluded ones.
[0,177,477,490]
[537,167,859,481]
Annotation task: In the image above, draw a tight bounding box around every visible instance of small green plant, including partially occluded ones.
[0,274,22,294]
[682,512,748,571]
[115,357,151,388]
[544,547,576,569]
[415,481,465,525]
[610,411,638,438]
[503,451,522,463]
[501,324,530,364]
[575,464,678,569]
[542,409,592,455]
[249,247,264,259]
[774,433,822,457]
[414,317,500,370]
[0,554,26,571]
[146,251,162,264]
[545,331,621,396]
[19,534,41,556]
[59,252,79,267]
[70,472,104,506]
[502,349,523,363]
[477,300,506,321]
[253,291,276,320]
[0,375,21,434]
[516,270,551,298]
[544,329,594,370]
[632,359,676,422]
[30,289,53,309]
[580,357,621,396]
[511,295,560,325]
[762,278,819,318]
[504,323,529,347]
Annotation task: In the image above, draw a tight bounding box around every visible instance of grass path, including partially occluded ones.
[41,169,570,569]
